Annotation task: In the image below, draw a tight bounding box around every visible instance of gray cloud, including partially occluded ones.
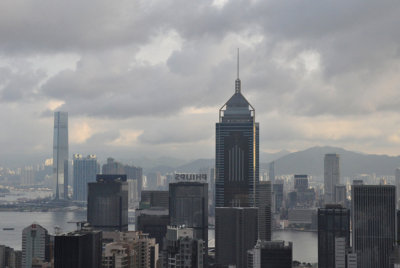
[0,0,400,165]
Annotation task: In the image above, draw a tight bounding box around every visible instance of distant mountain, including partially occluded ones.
[141,146,400,177]
[260,150,291,163]
[176,159,215,173]
[143,159,214,174]
[269,146,400,177]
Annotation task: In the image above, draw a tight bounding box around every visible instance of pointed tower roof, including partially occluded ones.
[219,49,255,122]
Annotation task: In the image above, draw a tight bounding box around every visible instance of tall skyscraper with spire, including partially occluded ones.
[53,111,69,200]
[215,51,259,207]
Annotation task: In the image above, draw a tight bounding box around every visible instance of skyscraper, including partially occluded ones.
[294,174,308,191]
[87,174,129,232]
[318,204,350,268]
[269,161,275,183]
[335,184,347,206]
[136,208,169,248]
[54,227,102,268]
[324,153,340,203]
[352,185,396,268]
[273,182,284,213]
[140,190,169,209]
[247,240,293,268]
[52,111,69,200]
[258,181,272,241]
[169,180,208,265]
[396,168,400,208]
[102,157,125,175]
[72,154,98,201]
[22,223,49,268]
[215,55,259,207]
[215,207,258,267]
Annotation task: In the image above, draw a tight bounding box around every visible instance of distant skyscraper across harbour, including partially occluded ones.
[352,185,396,268]
[324,153,340,203]
[52,111,69,200]
[269,161,275,183]
[72,154,98,201]
[215,53,259,207]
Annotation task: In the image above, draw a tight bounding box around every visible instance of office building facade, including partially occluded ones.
[72,154,98,201]
[160,226,204,268]
[52,111,69,199]
[140,190,169,209]
[324,153,340,203]
[258,181,272,241]
[169,181,208,250]
[215,207,258,268]
[102,231,158,268]
[247,240,293,268]
[215,72,259,207]
[335,184,347,206]
[294,174,308,191]
[352,185,396,268]
[136,208,169,248]
[88,174,129,231]
[273,182,284,213]
[22,223,49,268]
[54,228,102,268]
[318,204,350,268]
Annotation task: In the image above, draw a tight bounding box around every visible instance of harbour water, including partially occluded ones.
[0,210,318,263]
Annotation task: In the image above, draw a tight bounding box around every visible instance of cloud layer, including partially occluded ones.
[1,0,400,165]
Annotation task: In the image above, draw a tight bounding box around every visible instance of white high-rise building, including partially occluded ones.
[324,154,340,203]
[53,111,69,199]
[22,223,48,268]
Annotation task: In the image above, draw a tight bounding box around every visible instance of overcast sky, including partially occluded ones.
[1,0,400,166]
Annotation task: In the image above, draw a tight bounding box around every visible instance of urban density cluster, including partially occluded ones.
[1,71,400,268]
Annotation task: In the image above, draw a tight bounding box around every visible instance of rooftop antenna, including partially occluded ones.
[235,48,241,93]
[237,48,239,79]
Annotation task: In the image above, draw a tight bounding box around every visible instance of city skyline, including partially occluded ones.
[1,1,400,166]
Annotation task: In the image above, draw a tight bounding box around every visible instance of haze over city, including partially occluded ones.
[1,0,400,166]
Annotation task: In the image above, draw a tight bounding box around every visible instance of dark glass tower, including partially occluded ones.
[215,59,259,207]
[318,204,350,268]
[87,174,128,232]
[352,185,396,268]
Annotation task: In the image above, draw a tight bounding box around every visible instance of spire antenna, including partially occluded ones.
[237,48,239,79]
[235,48,241,93]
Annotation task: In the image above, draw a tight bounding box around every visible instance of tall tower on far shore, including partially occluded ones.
[53,111,69,200]
[324,153,340,204]
[215,51,259,207]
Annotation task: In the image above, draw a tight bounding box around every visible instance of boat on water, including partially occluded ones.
[3,227,14,231]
